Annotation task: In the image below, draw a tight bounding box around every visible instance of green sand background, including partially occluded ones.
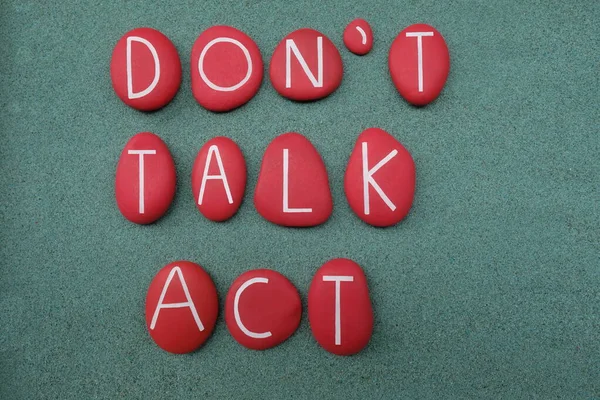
[1,1,598,398]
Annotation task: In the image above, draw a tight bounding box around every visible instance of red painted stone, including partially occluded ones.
[145,261,219,354]
[343,18,373,55]
[115,132,176,224]
[191,26,263,112]
[254,132,332,227]
[191,137,246,221]
[344,128,415,227]
[269,28,343,101]
[110,27,181,111]
[225,269,301,350]
[389,23,450,106]
[308,258,373,356]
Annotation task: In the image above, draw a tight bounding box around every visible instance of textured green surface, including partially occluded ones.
[1,0,599,398]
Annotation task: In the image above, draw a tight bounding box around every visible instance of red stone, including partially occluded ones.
[254,132,332,227]
[344,127,415,227]
[115,132,176,225]
[191,137,246,221]
[110,27,181,111]
[269,28,343,101]
[343,18,373,56]
[191,26,263,112]
[308,258,373,356]
[145,261,219,354]
[389,23,450,106]
[225,269,301,350]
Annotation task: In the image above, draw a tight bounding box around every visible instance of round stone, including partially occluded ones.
[191,26,263,112]
[145,261,219,354]
[269,28,343,101]
[308,258,373,356]
[343,18,373,55]
[191,136,247,221]
[115,132,176,225]
[110,27,181,111]
[254,132,333,227]
[344,127,415,227]
[225,269,301,350]
[389,23,450,106]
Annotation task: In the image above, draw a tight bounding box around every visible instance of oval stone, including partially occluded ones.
[343,18,373,55]
[191,26,263,112]
[344,127,415,227]
[308,258,373,356]
[115,132,176,224]
[110,27,181,111]
[145,261,219,354]
[254,132,333,227]
[225,269,301,350]
[191,137,247,222]
[269,28,343,101]
[388,23,450,106]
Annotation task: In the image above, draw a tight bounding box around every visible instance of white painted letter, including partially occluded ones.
[362,142,397,215]
[405,32,434,92]
[282,149,312,213]
[128,149,156,214]
[127,36,160,99]
[356,26,367,45]
[198,37,252,92]
[322,275,354,345]
[150,266,205,331]
[198,145,233,206]
[234,277,272,339]
[285,37,323,88]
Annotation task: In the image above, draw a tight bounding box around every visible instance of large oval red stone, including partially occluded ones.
[343,18,373,56]
[225,269,301,350]
[191,26,263,112]
[110,27,181,111]
[389,23,450,106]
[115,132,176,225]
[308,258,373,356]
[269,28,343,101]
[344,127,415,227]
[145,261,219,354]
[191,137,247,222]
[254,132,333,227]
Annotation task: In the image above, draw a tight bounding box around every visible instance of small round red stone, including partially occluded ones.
[343,19,373,55]
[191,26,263,112]
[110,27,181,111]
[225,269,301,350]
[145,261,219,354]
